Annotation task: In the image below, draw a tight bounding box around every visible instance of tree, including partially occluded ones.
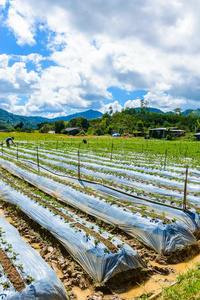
[55,120,65,133]
[39,123,52,133]
[136,120,144,132]
[14,121,23,129]
[173,108,182,115]
[68,117,89,130]
[108,106,113,116]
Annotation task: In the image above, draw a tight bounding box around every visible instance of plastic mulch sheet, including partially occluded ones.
[0,159,197,255]
[0,179,145,283]
[0,217,68,300]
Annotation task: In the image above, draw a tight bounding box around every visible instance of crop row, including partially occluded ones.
[0,217,67,299]
[0,165,144,283]
[0,157,198,255]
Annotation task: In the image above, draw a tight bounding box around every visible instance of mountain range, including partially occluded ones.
[0,107,199,129]
[0,109,103,129]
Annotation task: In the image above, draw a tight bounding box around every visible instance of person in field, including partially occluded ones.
[6,137,16,147]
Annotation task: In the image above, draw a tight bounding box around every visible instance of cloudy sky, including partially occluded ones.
[0,0,200,117]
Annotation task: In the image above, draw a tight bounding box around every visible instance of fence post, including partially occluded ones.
[1,142,3,154]
[164,149,168,169]
[78,149,81,180]
[37,146,40,172]
[17,144,18,160]
[183,165,188,211]
[185,145,188,162]
[110,142,114,161]
[56,140,58,151]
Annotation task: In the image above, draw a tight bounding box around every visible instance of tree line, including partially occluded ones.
[38,106,200,137]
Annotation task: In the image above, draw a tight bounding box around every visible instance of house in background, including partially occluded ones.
[64,127,83,135]
[194,132,200,140]
[149,127,186,138]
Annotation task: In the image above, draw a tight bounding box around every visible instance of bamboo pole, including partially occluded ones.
[37,146,40,172]
[78,149,81,180]
[164,149,168,169]
[183,165,188,211]
[17,144,18,160]
[110,141,114,161]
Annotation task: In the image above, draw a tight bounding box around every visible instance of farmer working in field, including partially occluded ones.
[6,137,16,147]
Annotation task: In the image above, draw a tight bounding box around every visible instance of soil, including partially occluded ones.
[0,248,25,292]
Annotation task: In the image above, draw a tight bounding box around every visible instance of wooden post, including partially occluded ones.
[56,140,58,151]
[78,149,81,180]
[183,165,188,211]
[185,145,188,162]
[164,149,168,169]
[1,142,3,154]
[37,146,40,172]
[17,144,18,160]
[110,141,114,161]
[179,141,182,154]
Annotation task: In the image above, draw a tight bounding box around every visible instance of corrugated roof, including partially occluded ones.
[65,127,82,131]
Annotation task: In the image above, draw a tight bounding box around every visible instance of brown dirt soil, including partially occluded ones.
[0,248,25,292]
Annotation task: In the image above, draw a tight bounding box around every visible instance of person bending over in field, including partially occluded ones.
[6,137,16,147]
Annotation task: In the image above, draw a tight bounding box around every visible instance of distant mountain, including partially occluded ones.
[182,108,200,117]
[50,109,103,122]
[0,108,48,129]
[0,108,103,129]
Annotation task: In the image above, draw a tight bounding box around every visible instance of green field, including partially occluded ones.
[1,132,199,166]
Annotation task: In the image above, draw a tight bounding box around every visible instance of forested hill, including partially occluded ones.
[182,108,200,116]
[0,108,48,129]
[0,106,200,134]
[0,108,102,129]
[85,107,200,135]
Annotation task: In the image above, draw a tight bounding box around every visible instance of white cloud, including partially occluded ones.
[0,0,200,116]
[6,1,36,45]
[101,101,123,114]
[0,0,6,8]
[143,90,186,112]
[0,54,9,68]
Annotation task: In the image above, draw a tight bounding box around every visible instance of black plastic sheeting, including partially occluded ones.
[0,217,68,300]
[0,179,145,283]
[0,158,197,255]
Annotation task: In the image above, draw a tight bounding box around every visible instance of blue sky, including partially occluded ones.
[0,0,200,117]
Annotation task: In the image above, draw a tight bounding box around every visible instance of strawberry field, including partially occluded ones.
[0,134,199,299]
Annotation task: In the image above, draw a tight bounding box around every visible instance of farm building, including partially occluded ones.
[47,130,55,134]
[64,127,83,135]
[194,132,200,140]
[149,127,186,138]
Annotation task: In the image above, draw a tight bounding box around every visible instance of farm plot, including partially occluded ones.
[0,216,68,299]
[0,137,200,298]
[2,149,200,234]
[0,157,198,256]
[0,165,145,283]
[4,146,199,210]
[5,146,200,185]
